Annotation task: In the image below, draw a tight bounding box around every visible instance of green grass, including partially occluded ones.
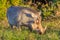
[0,18,60,40]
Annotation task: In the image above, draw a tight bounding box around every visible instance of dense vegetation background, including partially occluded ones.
[0,0,60,40]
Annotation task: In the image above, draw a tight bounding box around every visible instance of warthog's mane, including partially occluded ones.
[10,6,39,15]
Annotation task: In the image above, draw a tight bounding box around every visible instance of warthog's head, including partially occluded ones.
[31,15,47,34]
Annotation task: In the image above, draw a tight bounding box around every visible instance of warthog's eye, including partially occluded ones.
[35,18,39,24]
[36,19,39,23]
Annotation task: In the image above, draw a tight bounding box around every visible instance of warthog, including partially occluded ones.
[7,6,46,34]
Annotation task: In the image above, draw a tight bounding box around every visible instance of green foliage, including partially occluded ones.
[0,0,60,19]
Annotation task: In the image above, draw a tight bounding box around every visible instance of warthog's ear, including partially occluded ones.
[31,10,41,18]
[38,10,41,16]
[31,13,38,18]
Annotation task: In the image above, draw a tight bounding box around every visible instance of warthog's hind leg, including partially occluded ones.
[9,24,13,29]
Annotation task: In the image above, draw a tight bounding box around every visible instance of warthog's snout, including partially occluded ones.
[32,18,47,34]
